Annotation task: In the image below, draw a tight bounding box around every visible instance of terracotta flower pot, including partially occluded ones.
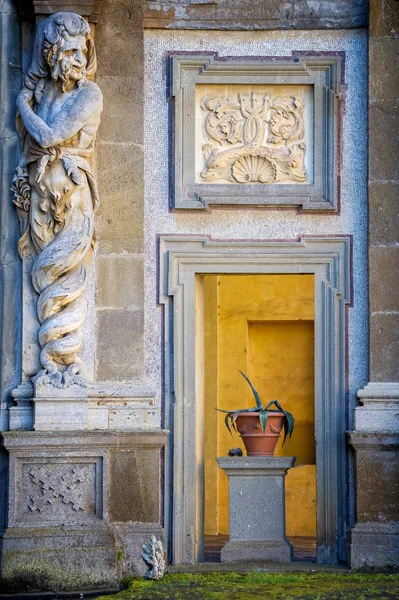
[235,411,285,456]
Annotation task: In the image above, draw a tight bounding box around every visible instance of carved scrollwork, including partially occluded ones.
[200,91,307,184]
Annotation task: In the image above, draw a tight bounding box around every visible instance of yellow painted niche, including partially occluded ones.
[203,274,316,538]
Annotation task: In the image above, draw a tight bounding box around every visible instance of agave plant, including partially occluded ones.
[218,370,295,444]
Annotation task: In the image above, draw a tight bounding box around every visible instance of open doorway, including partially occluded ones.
[203,274,316,561]
[159,235,350,566]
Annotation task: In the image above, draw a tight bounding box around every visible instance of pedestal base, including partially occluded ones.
[0,430,167,590]
[348,423,399,570]
[221,539,292,563]
[350,522,399,570]
[217,456,295,564]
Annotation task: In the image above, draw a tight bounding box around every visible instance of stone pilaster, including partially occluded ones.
[349,0,399,570]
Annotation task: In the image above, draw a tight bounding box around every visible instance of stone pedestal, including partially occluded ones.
[217,456,295,563]
[0,430,167,590]
[348,383,399,569]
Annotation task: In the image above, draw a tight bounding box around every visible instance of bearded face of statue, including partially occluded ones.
[46,34,88,91]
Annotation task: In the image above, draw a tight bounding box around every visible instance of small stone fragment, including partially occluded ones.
[141,535,165,580]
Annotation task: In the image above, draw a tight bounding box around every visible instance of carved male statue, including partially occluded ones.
[12,13,102,388]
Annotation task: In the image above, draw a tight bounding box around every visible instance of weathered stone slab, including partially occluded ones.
[350,522,399,570]
[217,456,295,563]
[1,525,118,591]
[96,309,145,381]
[369,182,399,246]
[97,255,144,310]
[370,0,399,37]
[370,314,399,382]
[369,100,399,182]
[33,398,89,431]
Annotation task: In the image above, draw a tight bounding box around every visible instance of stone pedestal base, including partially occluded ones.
[0,429,167,590]
[350,522,399,570]
[217,456,295,563]
[348,417,399,570]
[221,540,292,563]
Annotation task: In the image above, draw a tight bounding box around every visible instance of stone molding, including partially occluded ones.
[217,456,295,478]
[159,235,351,565]
[1,430,168,451]
[33,1,94,16]
[171,54,342,210]
[348,432,399,450]
[354,382,399,432]
[9,382,159,432]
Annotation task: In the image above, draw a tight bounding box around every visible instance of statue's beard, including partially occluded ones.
[52,55,86,92]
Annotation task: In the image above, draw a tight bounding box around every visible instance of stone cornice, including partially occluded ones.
[33,0,94,16]
[1,429,169,451]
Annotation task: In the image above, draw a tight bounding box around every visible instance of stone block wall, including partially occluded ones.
[95,0,146,383]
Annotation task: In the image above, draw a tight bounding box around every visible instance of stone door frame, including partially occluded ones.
[158,235,351,565]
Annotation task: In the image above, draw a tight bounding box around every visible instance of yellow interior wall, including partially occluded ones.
[204,274,316,538]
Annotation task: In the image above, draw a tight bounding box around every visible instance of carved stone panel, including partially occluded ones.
[195,84,313,185]
[171,54,342,210]
[14,456,104,526]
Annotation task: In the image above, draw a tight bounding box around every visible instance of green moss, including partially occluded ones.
[1,550,116,593]
[97,572,399,600]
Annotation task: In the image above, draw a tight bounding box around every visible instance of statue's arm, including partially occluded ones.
[17,84,102,148]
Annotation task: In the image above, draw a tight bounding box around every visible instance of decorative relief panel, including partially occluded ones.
[171,54,342,210]
[29,465,91,513]
[196,85,313,185]
[15,457,103,525]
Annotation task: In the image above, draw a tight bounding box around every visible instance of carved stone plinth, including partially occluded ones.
[0,430,167,590]
[348,429,399,569]
[348,383,399,569]
[217,456,295,563]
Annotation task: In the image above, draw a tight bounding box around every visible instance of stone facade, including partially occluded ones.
[0,0,397,591]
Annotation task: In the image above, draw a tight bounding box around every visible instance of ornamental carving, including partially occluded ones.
[199,93,307,184]
[12,13,102,388]
[28,465,90,513]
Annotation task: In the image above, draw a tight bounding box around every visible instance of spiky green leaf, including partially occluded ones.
[281,410,295,445]
[224,412,233,437]
[259,409,268,434]
[239,370,263,409]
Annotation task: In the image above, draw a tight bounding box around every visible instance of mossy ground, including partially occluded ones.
[97,572,399,600]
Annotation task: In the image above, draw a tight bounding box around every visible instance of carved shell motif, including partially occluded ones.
[232,155,276,184]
